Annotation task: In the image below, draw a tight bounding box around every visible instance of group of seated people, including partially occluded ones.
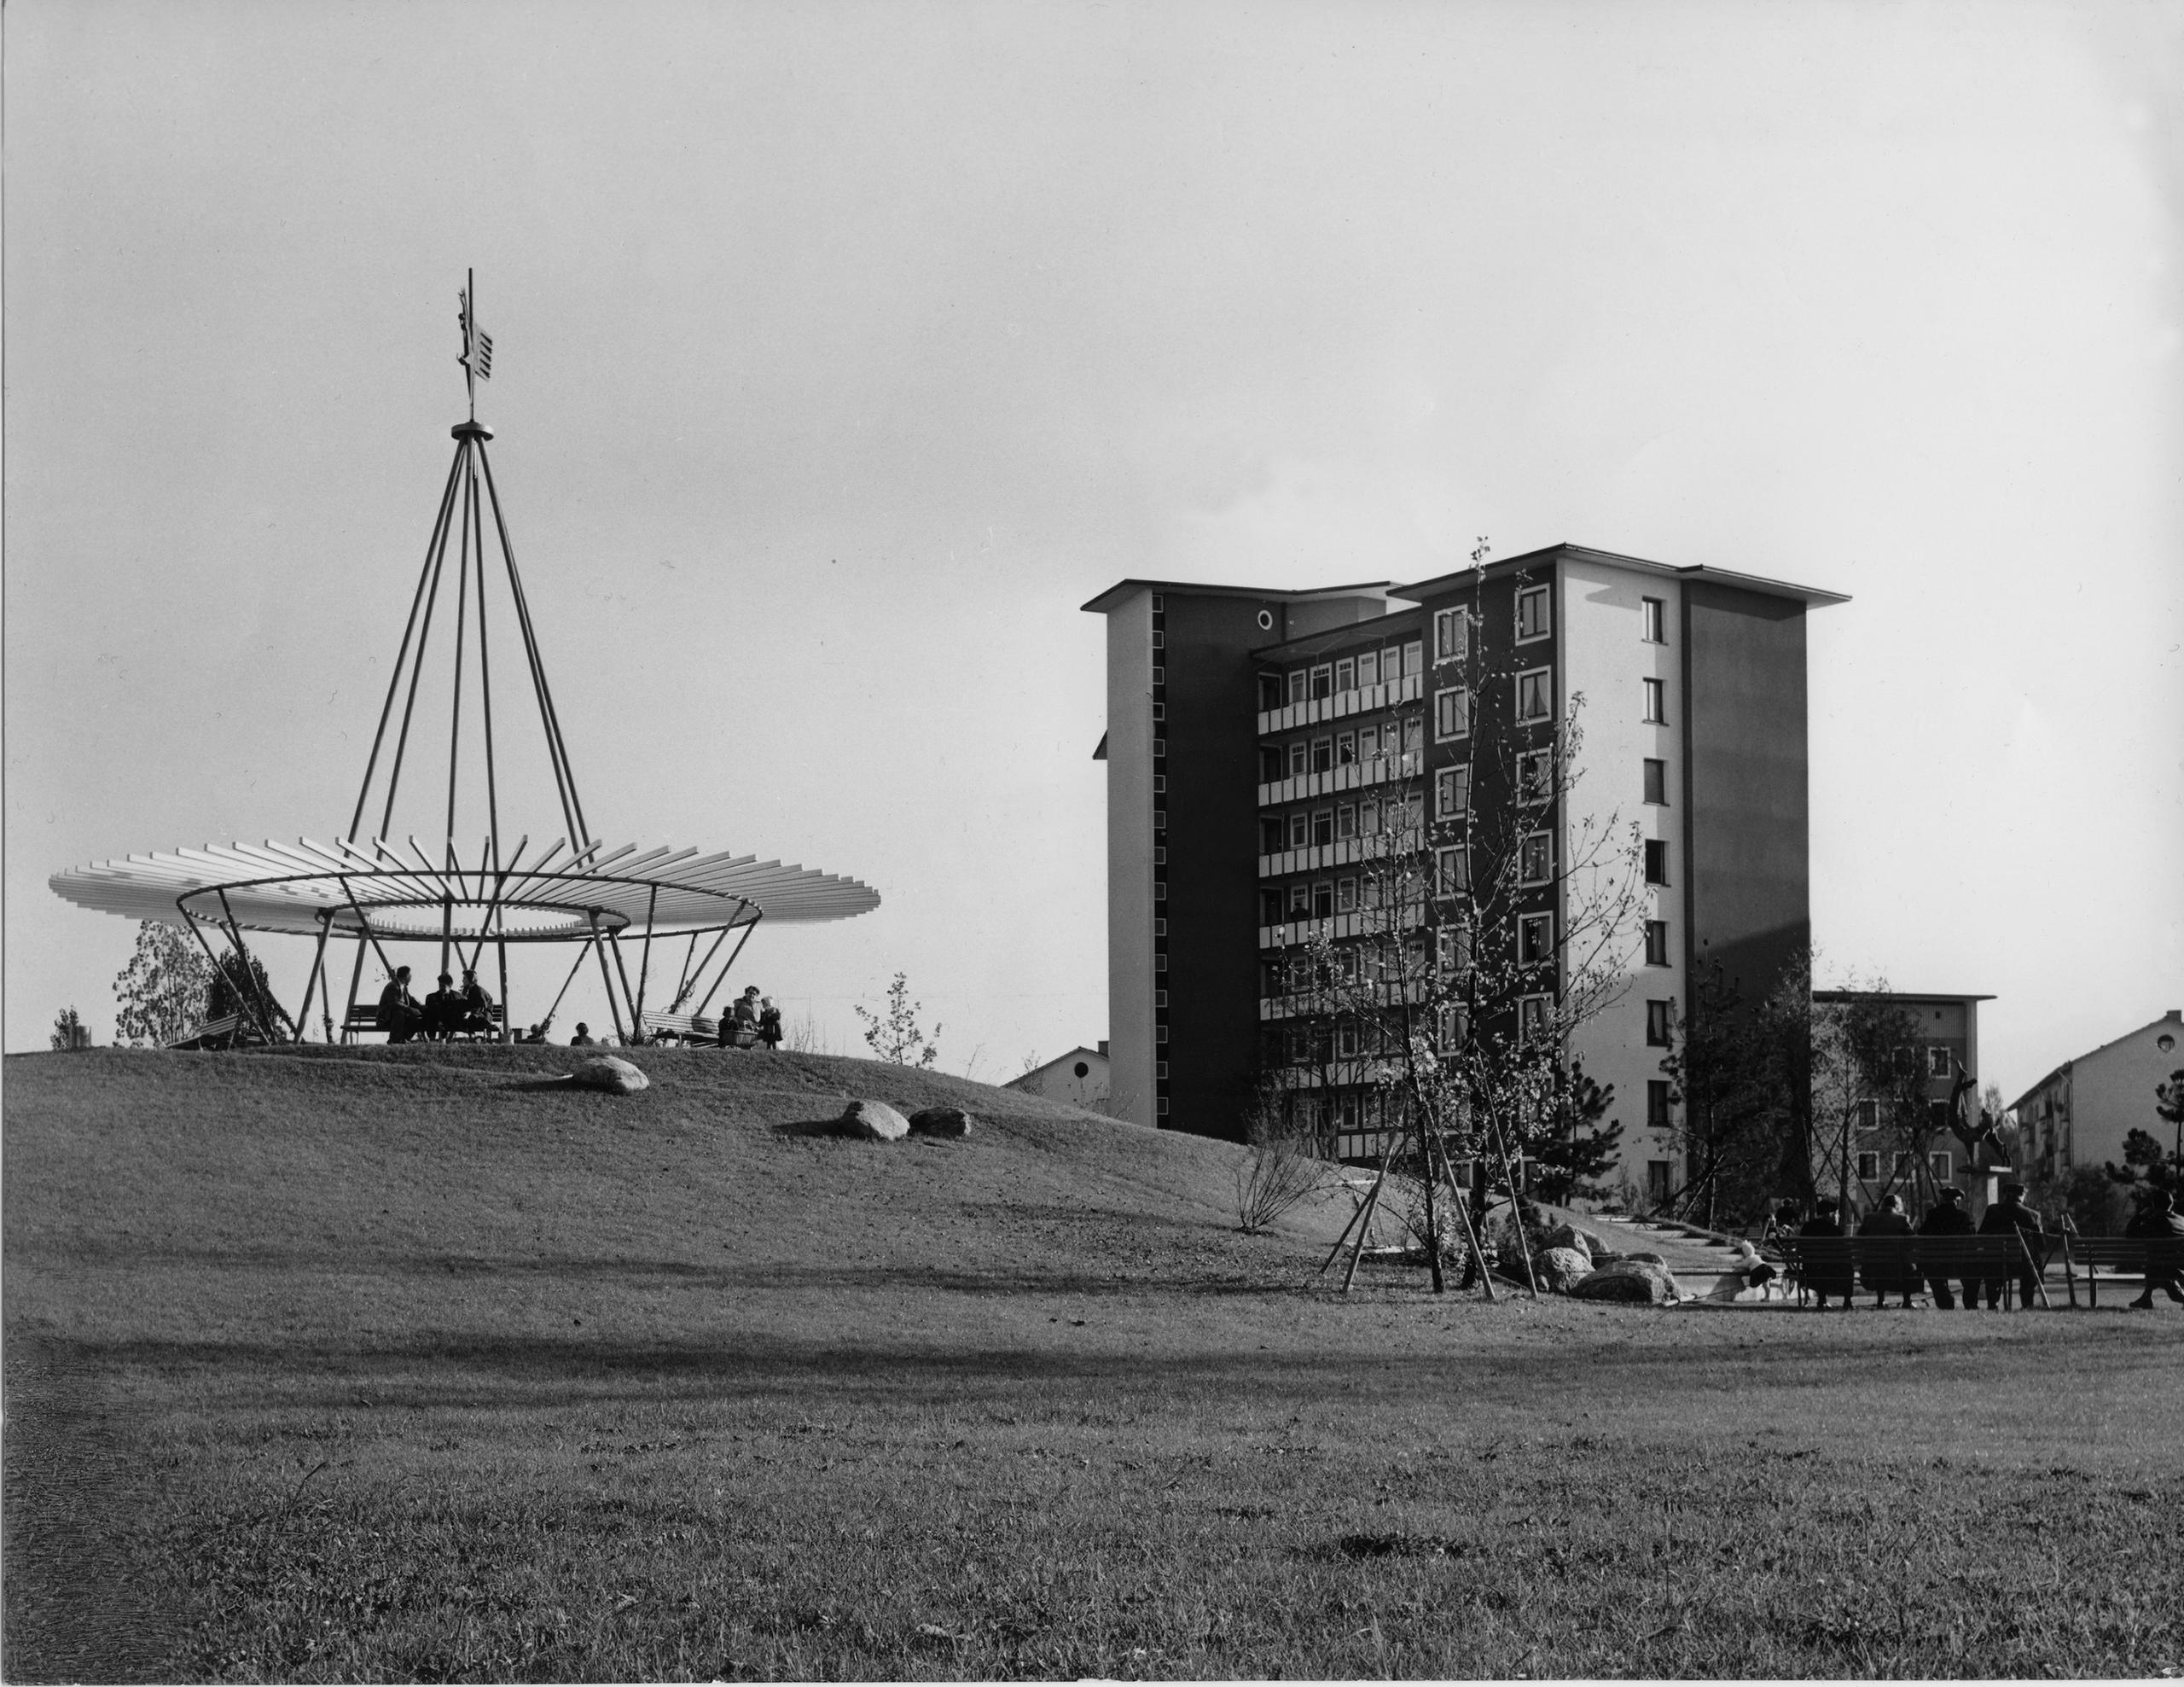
[374,965,497,1043]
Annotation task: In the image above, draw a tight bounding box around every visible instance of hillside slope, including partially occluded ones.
[4,1045,1344,1359]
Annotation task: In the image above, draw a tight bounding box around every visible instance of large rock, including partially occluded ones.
[838,1099,910,1141]
[1570,1259,1681,1305]
[908,1106,972,1138]
[568,1056,648,1094]
[1530,1245,1594,1294]
[1545,1223,1610,1263]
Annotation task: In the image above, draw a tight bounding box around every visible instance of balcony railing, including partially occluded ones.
[1257,671,1423,736]
[1258,979,1432,1020]
[1256,901,1426,951]
[1257,750,1421,808]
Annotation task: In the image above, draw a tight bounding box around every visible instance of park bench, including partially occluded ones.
[2053,1235,2184,1307]
[166,1012,260,1050]
[340,1002,506,1042]
[1778,1234,2054,1309]
[636,1009,755,1047]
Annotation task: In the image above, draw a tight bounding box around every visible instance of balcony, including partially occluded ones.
[1255,831,1403,879]
[1257,901,1426,950]
[1257,671,1423,736]
[1258,750,1421,807]
[1258,979,1432,1020]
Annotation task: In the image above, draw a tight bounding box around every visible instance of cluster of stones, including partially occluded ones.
[836,1101,972,1141]
[1515,1219,1681,1305]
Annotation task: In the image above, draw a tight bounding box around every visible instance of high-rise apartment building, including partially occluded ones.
[1084,543,1846,1180]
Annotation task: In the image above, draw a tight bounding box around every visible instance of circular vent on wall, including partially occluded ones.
[1256,609,1274,630]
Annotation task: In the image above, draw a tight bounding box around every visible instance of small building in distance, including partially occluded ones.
[1009,1044,1112,1110]
[2011,1009,2184,1184]
[1811,988,1997,1212]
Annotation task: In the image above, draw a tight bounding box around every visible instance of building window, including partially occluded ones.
[1310,738,1333,774]
[1336,803,1357,839]
[1337,876,1358,912]
[1403,638,1422,676]
[1438,1003,1471,1052]
[1647,1079,1671,1129]
[1260,817,1284,854]
[1287,671,1307,706]
[1643,758,1667,806]
[1312,881,1334,919]
[1153,774,1166,794]
[1336,730,1356,765]
[1436,765,1470,818]
[1288,742,1308,777]
[1153,918,1166,936]
[1643,678,1666,724]
[1893,1150,1915,1177]
[1856,1098,1879,1131]
[1646,1000,1671,1045]
[1641,596,1664,643]
[1434,607,1469,662]
[1516,585,1551,642]
[1310,664,1333,699]
[1356,649,1380,688]
[1154,951,1168,971]
[1403,715,1424,757]
[1288,884,1310,916]
[1153,846,1166,864]
[1258,673,1283,712]
[1928,1044,1953,1079]
[1153,701,1166,722]
[1153,738,1166,758]
[1285,812,1308,850]
[1153,666,1164,687]
[1436,845,1469,896]
[1337,1021,1361,1058]
[1152,629,1164,649]
[1647,1161,1671,1203]
[1153,808,1166,831]
[1313,808,1334,846]
[1515,666,1553,724]
[1335,656,1356,692]
[1856,1150,1880,1181]
[1644,840,1669,885]
[1517,749,1551,805]
[1156,1025,1168,1044]
[1645,920,1670,966]
[1435,687,1471,740]
[1929,1151,1953,1181]
[1438,924,1472,975]
[1520,831,1554,887]
[1519,911,1554,966]
[1519,993,1552,1043]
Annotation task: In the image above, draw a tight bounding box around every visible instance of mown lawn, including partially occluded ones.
[6,1048,2181,1680]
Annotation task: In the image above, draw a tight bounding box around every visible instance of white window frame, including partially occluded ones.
[1287,670,1307,706]
[1519,829,1554,887]
[1337,876,1358,913]
[1515,585,1552,643]
[1644,839,1670,887]
[1287,812,1309,849]
[1515,666,1554,724]
[1356,649,1380,689]
[1434,607,1470,663]
[1644,919,1670,967]
[1335,730,1356,765]
[1436,844,1469,896]
[1517,748,1552,805]
[1288,741,1308,777]
[1336,803,1356,839]
[1436,764,1470,818]
[1642,677,1666,724]
[1929,1150,1953,1181]
[1312,807,1334,846]
[1646,999,1671,1046]
[1310,736,1333,773]
[1434,686,1471,741]
[1641,596,1664,643]
[1334,656,1356,693]
[1310,664,1333,699]
[1402,639,1422,677]
[1856,1150,1880,1182]
[1643,757,1668,806]
[1518,992,1554,1044]
[1438,924,1472,975]
[1928,1044,1953,1079]
[1519,911,1554,967]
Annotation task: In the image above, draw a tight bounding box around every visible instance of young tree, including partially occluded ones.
[854,972,942,1067]
[1530,1059,1625,1207]
[1272,553,1648,1291]
[49,1006,88,1050]
[1807,975,1931,1210]
[113,922,214,1047]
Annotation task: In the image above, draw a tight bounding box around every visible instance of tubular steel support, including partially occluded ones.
[587,911,627,1044]
[607,929,642,1036]
[214,888,293,1044]
[295,910,336,1044]
[692,910,762,1017]
[635,884,659,1022]
[540,935,595,1034]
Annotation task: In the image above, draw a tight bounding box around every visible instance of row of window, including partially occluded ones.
[1264,714,1425,780]
[1259,792,1426,854]
[1429,672,1666,741]
[1261,640,1426,709]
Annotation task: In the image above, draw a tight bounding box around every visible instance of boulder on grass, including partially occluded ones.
[1570,1259,1681,1305]
[1530,1245,1594,1294]
[1623,1250,1667,1266]
[568,1056,648,1094]
[838,1099,910,1141]
[1546,1223,1610,1263]
[909,1106,972,1138]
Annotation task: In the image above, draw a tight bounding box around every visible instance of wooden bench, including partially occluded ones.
[166,1013,258,1050]
[2054,1236,2184,1307]
[341,1002,506,1042]
[1779,1235,2053,1308]
[637,1009,756,1047]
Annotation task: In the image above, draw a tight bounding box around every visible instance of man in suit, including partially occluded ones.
[1916,1185,1977,1310]
[1978,1180,2046,1310]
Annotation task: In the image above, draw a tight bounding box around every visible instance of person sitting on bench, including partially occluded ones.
[569,1021,595,1047]
[376,966,422,1044]
[2124,1188,2184,1310]
[422,973,463,1041]
[721,986,761,1047]
[1799,1197,1851,1310]
[1918,1185,1978,1309]
[1858,1193,1918,1309]
[457,969,496,1038]
[1978,1180,2045,1311]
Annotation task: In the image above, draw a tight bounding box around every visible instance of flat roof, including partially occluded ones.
[1079,578,1397,614]
[1392,543,1850,609]
[1812,990,1996,1004]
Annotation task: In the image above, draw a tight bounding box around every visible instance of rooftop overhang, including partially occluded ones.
[1391,543,1850,610]
[1079,578,1398,614]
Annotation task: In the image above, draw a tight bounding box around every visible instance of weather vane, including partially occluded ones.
[456,268,493,421]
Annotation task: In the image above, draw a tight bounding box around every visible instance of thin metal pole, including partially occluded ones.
[469,439,508,1036]
[348,449,466,841]
[588,912,628,1044]
[476,445,592,846]
[341,933,370,1044]
[673,927,729,1014]
[693,911,761,1017]
[340,879,398,978]
[635,885,659,1021]
[607,930,642,1034]
[179,913,239,1042]
[541,935,595,1033]
[378,440,463,839]
[440,453,475,979]
[296,911,335,1043]
[213,889,292,1043]
[671,931,700,1011]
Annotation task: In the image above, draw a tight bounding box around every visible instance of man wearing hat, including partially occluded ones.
[1798,1196,1851,1310]
[1977,1180,2046,1310]
[1917,1185,1978,1309]
[2123,1187,2184,1310]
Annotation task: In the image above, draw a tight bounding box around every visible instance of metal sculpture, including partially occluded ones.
[50,276,879,1042]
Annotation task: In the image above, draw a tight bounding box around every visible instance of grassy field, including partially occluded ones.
[5,1044,2181,1680]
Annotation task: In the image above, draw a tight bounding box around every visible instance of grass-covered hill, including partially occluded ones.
[7,1047,2182,1682]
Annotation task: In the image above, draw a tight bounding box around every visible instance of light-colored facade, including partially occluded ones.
[1009,1045,1112,1109]
[2013,1009,2184,1181]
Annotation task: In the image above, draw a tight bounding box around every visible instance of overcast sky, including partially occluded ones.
[7,0,2179,1104]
